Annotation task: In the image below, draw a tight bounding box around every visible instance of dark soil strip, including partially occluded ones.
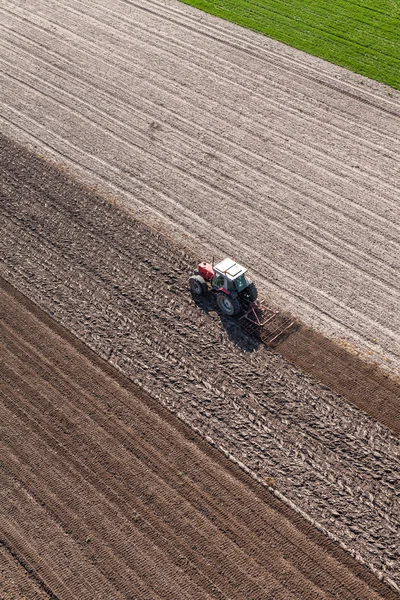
[279,327,400,434]
[0,541,55,600]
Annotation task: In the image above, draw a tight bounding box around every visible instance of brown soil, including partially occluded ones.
[1,278,398,600]
[0,545,52,600]
[1,134,399,592]
[279,326,400,433]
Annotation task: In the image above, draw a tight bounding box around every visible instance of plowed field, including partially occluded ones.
[1,278,398,600]
[1,135,399,593]
[1,0,400,375]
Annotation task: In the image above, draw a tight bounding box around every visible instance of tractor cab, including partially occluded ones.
[212,258,250,293]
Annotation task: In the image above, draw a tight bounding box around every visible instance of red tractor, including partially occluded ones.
[189,257,257,316]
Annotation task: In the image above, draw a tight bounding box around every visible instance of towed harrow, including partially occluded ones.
[239,300,297,347]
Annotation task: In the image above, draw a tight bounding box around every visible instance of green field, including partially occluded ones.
[179,0,400,90]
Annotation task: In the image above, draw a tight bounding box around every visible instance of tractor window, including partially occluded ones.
[234,274,249,292]
[213,274,224,288]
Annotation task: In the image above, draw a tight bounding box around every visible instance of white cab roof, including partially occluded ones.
[214,258,247,280]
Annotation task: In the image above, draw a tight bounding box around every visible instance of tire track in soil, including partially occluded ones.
[1,279,398,600]
[0,543,55,600]
[0,0,399,374]
[0,135,399,591]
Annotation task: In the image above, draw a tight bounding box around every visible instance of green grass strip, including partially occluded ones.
[178,0,400,89]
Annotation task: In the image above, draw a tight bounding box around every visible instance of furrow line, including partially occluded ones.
[113,0,400,118]
[1,39,399,248]
[1,7,399,209]
[0,362,296,600]
[0,465,150,600]
[1,22,399,233]
[40,0,400,158]
[1,9,399,164]
[5,1,400,199]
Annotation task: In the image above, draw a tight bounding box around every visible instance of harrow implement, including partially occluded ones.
[239,301,297,347]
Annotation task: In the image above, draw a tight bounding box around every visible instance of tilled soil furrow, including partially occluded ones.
[1,165,398,404]
[3,248,400,502]
[2,221,397,511]
[1,30,399,243]
[1,335,303,599]
[0,356,388,600]
[60,2,400,197]
[0,543,54,600]
[4,0,400,195]
[1,32,399,251]
[0,469,124,600]
[0,394,229,600]
[1,357,333,600]
[1,284,397,600]
[0,333,344,600]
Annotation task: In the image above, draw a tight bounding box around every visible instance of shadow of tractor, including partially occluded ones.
[191,290,261,353]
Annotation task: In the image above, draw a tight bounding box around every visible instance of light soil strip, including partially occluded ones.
[0,0,399,376]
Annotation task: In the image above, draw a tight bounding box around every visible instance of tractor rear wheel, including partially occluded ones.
[189,275,207,296]
[217,293,241,316]
[244,282,258,303]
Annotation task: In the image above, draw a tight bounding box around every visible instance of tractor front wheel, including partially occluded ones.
[217,293,241,316]
[189,275,207,296]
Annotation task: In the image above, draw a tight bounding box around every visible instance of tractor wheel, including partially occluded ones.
[245,282,258,303]
[217,293,241,316]
[189,275,207,296]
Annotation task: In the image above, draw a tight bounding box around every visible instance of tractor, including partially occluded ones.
[189,257,257,316]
